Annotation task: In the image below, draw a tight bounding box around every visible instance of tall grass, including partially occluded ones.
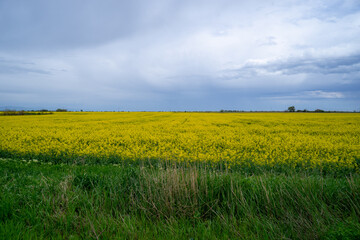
[1,159,359,239]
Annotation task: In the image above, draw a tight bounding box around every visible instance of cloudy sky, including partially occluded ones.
[0,0,359,111]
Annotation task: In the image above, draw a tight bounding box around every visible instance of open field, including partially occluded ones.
[1,112,359,173]
[1,112,360,239]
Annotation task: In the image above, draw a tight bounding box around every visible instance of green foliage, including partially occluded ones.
[324,222,360,240]
[0,159,359,239]
[288,106,295,112]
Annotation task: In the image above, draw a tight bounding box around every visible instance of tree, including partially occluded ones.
[288,106,295,112]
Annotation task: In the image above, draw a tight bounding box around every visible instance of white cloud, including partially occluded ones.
[0,0,359,110]
[306,90,344,98]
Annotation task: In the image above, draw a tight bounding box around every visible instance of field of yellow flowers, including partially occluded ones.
[0,112,359,172]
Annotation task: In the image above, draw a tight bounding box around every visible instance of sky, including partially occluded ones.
[0,0,359,111]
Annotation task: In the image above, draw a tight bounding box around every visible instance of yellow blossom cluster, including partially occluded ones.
[0,112,359,170]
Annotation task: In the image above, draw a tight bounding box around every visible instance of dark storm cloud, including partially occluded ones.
[0,0,141,50]
[0,0,360,111]
[217,53,360,108]
[0,0,229,51]
[265,54,360,75]
[226,53,360,76]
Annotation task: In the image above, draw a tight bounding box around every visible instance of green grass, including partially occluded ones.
[1,158,360,239]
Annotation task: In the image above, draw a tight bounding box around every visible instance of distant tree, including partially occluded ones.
[56,108,67,112]
[288,106,295,112]
[315,109,324,112]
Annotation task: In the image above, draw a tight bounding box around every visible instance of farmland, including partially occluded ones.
[1,112,359,172]
[1,112,360,239]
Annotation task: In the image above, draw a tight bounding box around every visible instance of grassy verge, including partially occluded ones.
[1,158,360,239]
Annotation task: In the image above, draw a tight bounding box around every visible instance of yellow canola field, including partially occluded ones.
[0,112,359,170]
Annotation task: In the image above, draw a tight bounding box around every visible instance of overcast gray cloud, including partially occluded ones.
[0,0,359,111]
